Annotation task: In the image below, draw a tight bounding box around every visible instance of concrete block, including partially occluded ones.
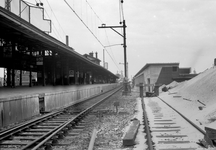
[122,119,140,146]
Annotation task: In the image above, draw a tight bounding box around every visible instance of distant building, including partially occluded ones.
[83,52,101,65]
[133,63,197,93]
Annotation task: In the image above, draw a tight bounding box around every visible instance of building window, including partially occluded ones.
[173,66,178,72]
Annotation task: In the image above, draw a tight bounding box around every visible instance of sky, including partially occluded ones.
[1,0,216,79]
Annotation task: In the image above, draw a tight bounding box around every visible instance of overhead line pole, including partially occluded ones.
[99,20,128,94]
[123,20,127,79]
[98,20,127,79]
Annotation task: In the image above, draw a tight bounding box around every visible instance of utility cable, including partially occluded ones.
[43,6,63,41]
[119,0,122,23]
[85,0,103,23]
[45,0,67,35]
[120,0,125,20]
[84,0,120,70]
[104,47,120,70]
[33,0,63,40]
[64,0,120,70]
[104,30,121,71]
[64,0,105,48]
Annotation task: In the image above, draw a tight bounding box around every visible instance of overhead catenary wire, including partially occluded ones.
[120,0,125,21]
[104,30,121,71]
[119,0,124,34]
[64,0,120,70]
[63,0,105,48]
[119,0,122,23]
[85,0,103,23]
[85,0,123,72]
[43,6,63,41]
[84,1,121,71]
[34,0,64,41]
[44,0,67,36]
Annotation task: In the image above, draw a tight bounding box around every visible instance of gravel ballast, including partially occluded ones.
[62,90,139,150]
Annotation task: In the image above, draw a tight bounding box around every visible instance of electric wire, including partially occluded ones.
[42,5,63,41]
[63,0,105,48]
[35,0,63,41]
[119,0,122,23]
[64,0,121,70]
[84,1,121,70]
[120,0,125,20]
[45,0,67,35]
[119,0,124,34]
[104,30,121,71]
[48,14,63,41]
[85,0,103,23]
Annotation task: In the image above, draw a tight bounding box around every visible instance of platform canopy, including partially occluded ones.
[0,6,118,80]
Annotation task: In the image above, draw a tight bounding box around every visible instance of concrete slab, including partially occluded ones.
[122,119,140,146]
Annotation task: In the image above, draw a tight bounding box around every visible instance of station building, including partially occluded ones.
[133,63,197,93]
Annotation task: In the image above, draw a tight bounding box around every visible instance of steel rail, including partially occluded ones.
[0,86,121,150]
[157,96,205,135]
[0,110,63,140]
[0,85,120,139]
[23,86,122,150]
[143,96,206,150]
[141,97,154,150]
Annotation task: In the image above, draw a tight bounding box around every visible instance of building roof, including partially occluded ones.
[134,63,179,78]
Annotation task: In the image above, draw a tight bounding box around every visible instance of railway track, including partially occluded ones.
[0,86,122,150]
[142,96,206,150]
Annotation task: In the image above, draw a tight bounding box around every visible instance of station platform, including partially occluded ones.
[0,84,109,100]
[0,83,120,128]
